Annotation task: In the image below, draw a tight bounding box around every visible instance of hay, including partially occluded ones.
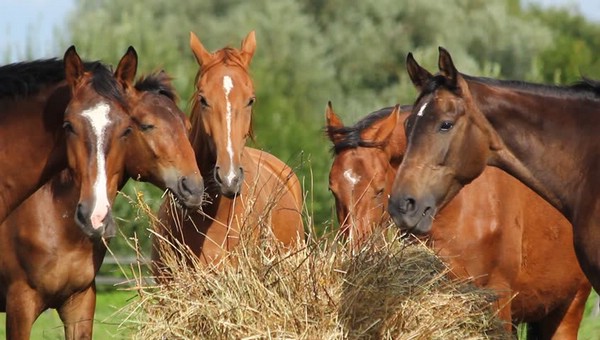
[120,193,509,340]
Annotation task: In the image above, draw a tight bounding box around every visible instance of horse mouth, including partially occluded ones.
[168,188,204,210]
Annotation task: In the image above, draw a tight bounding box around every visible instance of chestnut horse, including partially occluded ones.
[388,47,600,298]
[0,46,130,226]
[0,48,204,339]
[154,31,304,269]
[326,103,591,338]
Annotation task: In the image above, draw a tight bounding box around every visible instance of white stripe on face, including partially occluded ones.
[223,75,236,184]
[416,101,428,117]
[344,169,360,188]
[81,102,112,230]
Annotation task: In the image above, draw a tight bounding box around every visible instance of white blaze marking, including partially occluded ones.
[344,169,360,188]
[223,75,236,184]
[416,102,428,117]
[81,102,111,230]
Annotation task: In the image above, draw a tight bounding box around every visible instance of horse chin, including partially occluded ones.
[219,186,240,199]
[408,214,434,236]
[169,189,204,210]
[76,214,117,240]
[390,207,435,236]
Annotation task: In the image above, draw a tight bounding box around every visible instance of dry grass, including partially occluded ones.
[117,188,509,340]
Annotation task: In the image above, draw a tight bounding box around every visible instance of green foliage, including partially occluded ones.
[524,5,600,83]
[61,0,600,252]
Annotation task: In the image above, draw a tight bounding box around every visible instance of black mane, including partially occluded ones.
[87,62,128,108]
[0,58,127,107]
[328,105,411,154]
[416,73,600,104]
[134,71,178,102]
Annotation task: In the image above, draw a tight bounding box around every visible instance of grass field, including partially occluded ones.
[0,286,598,339]
[0,289,139,339]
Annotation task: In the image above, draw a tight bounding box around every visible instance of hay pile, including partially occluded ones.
[122,213,508,339]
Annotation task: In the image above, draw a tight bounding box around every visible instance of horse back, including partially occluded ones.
[245,147,304,243]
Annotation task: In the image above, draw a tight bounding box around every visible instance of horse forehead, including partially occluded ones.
[136,93,183,121]
[80,102,114,138]
[200,68,253,94]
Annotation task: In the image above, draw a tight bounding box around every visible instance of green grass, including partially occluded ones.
[579,290,600,340]
[0,290,138,339]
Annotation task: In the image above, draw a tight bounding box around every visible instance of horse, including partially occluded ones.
[387,47,600,297]
[0,46,128,227]
[0,47,204,339]
[326,103,591,338]
[153,31,304,270]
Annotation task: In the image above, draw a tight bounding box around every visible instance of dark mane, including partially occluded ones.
[87,62,128,108]
[464,74,600,101]
[417,73,600,103]
[0,58,121,100]
[328,105,411,154]
[134,71,178,102]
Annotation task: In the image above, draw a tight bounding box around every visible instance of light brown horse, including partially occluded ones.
[0,47,204,339]
[0,46,129,226]
[387,47,600,311]
[154,31,304,269]
[327,103,591,338]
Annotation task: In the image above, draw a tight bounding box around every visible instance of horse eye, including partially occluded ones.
[247,97,256,107]
[199,95,209,108]
[140,124,155,132]
[122,126,133,138]
[63,121,75,134]
[440,121,454,132]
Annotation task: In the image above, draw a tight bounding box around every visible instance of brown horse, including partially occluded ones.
[154,31,304,269]
[0,48,204,339]
[327,103,591,338]
[387,48,600,295]
[0,46,128,227]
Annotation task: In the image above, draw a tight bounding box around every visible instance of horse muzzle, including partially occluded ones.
[75,202,116,239]
[388,193,436,235]
[214,166,244,198]
[170,175,205,209]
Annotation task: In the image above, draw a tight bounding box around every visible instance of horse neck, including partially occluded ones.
[0,85,69,222]
[469,80,599,219]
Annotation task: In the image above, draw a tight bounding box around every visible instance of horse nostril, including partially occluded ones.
[405,197,416,213]
[75,203,87,225]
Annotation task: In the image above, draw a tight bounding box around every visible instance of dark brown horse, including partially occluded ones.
[327,103,591,338]
[0,48,204,339]
[387,48,600,296]
[154,31,304,269]
[0,46,128,227]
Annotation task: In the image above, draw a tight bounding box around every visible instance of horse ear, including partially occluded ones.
[406,52,433,91]
[325,101,345,144]
[438,47,458,88]
[361,105,400,143]
[114,46,138,88]
[189,31,212,67]
[240,30,256,67]
[64,45,84,89]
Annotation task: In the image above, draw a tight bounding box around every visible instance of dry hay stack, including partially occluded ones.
[121,205,508,340]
